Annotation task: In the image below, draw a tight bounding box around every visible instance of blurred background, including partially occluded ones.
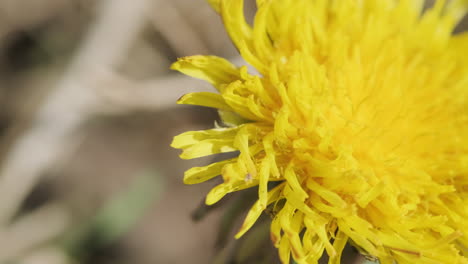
[0,0,465,264]
[0,0,280,263]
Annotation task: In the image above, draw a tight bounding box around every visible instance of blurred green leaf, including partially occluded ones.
[62,170,163,259]
[92,171,161,244]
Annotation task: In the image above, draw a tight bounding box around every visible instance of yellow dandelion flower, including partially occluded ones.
[171,0,468,263]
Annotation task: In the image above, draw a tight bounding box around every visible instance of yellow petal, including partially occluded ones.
[218,110,250,127]
[171,55,240,91]
[258,158,270,209]
[306,179,347,209]
[279,204,307,262]
[179,139,237,159]
[303,231,325,263]
[284,163,308,201]
[446,0,468,24]
[205,180,258,205]
[206,0,221,13]
[278,235,291,264]
[184,158,235,184]
[255,0,266,7]
[234,125,258,178]
[235,182,285,238]
[222,81,265,121]
[219,0,252,52]
[451,32,468,66]
[355,181,385,208]
[328,230,348,264]
[263,132,280,177]
[172,127,240,149]
[304,216,336,259]
[172,127,241,159]
[251,0,275,65]
[337,218,378,256]
[270,214,282,246]
[219,0,268,74]
[177,92,232,111]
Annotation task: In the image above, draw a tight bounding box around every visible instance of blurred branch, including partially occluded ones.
[94,71,214,113]
[150,1,210,56]
[92,55,248,113]
[62,171,162,259]
[19,247,72,264]
[0,203,71,262]
[0,0,152,225]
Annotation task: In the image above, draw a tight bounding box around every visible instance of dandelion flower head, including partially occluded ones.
[171,0,468,263]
